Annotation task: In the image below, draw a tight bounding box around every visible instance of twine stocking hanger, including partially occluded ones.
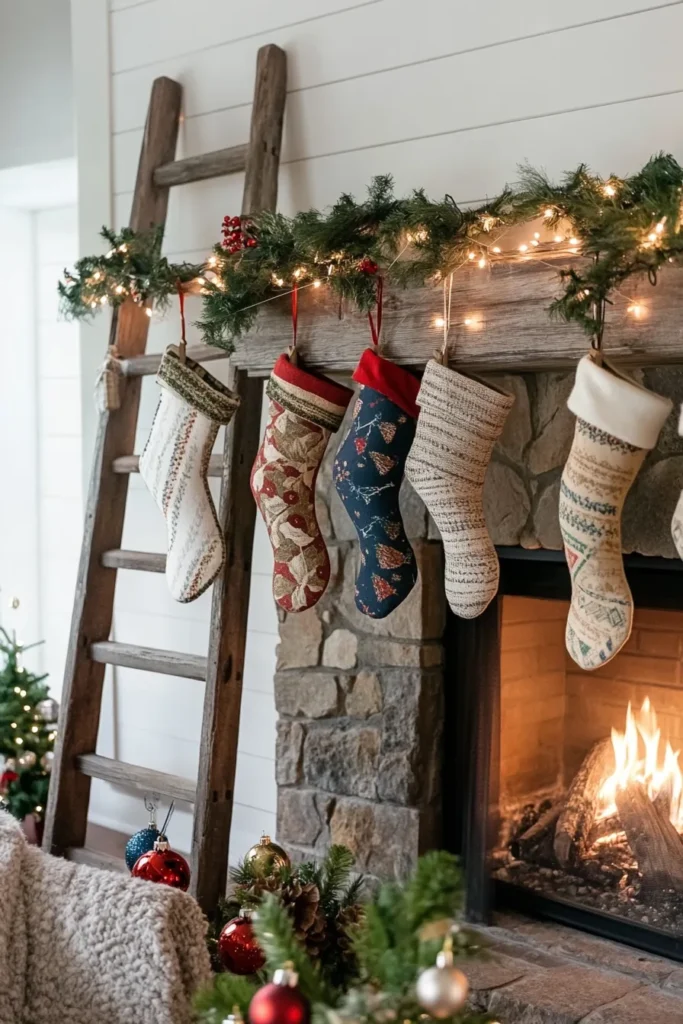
[368,276,384,351]
[435,272,454,365]
[177,281,187,364]
[288,284,299,365]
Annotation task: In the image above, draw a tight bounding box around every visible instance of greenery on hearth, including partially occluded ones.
[196,851,494,1024]
[58,226,203,320]
[514,152,683,343]
[208,844,364,988]
[0,628,54,822]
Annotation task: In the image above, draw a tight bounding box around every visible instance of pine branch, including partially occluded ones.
[253,893,333,1006]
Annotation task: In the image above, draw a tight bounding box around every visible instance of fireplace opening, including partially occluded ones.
[496,596,683,938]
[449,550,683,960]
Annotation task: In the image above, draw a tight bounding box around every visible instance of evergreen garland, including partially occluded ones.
[197,176,512,350]
[0,628,55,822]
[195,851,493,1024]
[58,226,203,319]
[514,153,683,341]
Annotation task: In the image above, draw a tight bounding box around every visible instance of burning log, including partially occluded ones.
[554,738,614,868]
[615,781,683,895]
[512,802,562,866]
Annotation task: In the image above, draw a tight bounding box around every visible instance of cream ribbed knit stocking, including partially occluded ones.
[561,353,671,670]
[405,359,514,618]
[140,346,240,603]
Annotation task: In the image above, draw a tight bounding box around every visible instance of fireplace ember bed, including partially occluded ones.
[448,547,683,962]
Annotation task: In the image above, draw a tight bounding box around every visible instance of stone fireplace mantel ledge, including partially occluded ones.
[468,913,683,1023]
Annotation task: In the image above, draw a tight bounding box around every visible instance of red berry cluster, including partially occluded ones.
[358,257,378,275]
[221,215,258,254]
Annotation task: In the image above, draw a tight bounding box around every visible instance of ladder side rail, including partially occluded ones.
[191,43,287,913]
[43,77,183,855]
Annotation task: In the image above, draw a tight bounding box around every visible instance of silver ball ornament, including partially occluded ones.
[416,948,469,1018]
[36,698,59,723]
[41,751,54,772]
[17,751,37,769]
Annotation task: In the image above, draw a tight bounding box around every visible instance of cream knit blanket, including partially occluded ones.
[0,812,211,1024]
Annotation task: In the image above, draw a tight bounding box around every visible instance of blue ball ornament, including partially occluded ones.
[125,825,161,871]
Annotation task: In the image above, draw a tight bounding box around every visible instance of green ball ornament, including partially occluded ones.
[416,940,469,1018]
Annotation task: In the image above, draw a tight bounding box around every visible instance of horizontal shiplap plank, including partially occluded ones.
[111,0,682,131]
[110,0,382,73]
[115,3,683,197]
[114,89,683,256]
[66,846,129,873]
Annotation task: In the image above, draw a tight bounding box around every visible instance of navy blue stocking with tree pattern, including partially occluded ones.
[333,348,420,618]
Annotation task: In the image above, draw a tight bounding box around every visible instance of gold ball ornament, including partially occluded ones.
[415,938,469,1019]
[244,834,291,874]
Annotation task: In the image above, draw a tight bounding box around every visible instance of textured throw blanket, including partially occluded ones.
[0,812,211,1024]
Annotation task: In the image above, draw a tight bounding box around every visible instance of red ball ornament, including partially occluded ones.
[231,215,242,227]
[249,966,310,1024]
[131,836,191,891]
[246,238,258,248]
[218,912,265,975]
[359,257,378,275]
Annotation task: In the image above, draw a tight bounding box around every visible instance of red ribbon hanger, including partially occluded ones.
[368,275,383,349]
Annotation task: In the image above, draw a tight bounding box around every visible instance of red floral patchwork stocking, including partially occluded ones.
[251,353,353,612]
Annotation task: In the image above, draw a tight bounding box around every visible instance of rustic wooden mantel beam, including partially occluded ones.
[229,257,683,375]
[122,256,683,379]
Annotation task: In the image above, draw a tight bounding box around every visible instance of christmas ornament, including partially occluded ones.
[125,798,161,871]
[36,697,59,723]
[333,348,420,618]
[218,909,266,974]
[40,751,54,772]
[131,835,191,890]
[406,359,514,619]
[561,353,671,669]
[139,345,240,602]
[249,964,310,1024]
[222,1011,244,1024]
[17,751,37,769]
[358,257,378,275]
[415,935,469,1018]
[0,770,18,795]
[251,353,353,612]
[245,834,291,875]
[221,214,257,254]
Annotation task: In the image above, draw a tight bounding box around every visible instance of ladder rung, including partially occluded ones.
[90,640,207,680]
[102,549,166,573]
[66,846,129,874]
[77,753,196,804]
[121,344,228,378]
[112,454,224,476]
[153,143,248,187]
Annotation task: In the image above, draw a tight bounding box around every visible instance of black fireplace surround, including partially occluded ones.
[445,547,683,963]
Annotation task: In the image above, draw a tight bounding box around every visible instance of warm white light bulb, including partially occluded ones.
[544,208,553,219]
[569,237,579,246]
[518,244,528,253]
[23,705,30,712]
[15,738,23,745]
[433,316,446,328]
[531,239,539,247]
[208,255,217,267]
[603,184,616,197]
[533,232,541,240]
[115,285,125,295]
[196,277,206,286]
[648,232,657,242]
[100,296,108,305]
[464,317,474,326]
[554,235,563,244]
[313,279,321,288]
[492,246,501,254]
[478,258,487,268]
[145,307,153,318]
[31,726,38,733]
[468,252,476,260]
[118,243,127,253]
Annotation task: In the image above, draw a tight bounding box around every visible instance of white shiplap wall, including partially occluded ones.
[34,206,82,699]
[96,0,683,852]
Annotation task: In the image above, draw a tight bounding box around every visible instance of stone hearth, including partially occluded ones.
[469,914,683,1023]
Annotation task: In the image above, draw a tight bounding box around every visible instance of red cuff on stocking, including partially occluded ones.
[352,348,420,419]
[267,353,353,432]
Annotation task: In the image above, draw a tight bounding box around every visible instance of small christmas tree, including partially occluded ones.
[0,626,56,825]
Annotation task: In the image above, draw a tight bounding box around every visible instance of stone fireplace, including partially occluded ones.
[273,365,683,956]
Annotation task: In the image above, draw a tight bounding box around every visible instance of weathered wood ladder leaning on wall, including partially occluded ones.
[43,44,287,916]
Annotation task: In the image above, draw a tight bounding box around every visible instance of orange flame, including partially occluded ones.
[598,698,683,829]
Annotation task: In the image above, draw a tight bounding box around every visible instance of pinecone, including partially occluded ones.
[281,880,328,958]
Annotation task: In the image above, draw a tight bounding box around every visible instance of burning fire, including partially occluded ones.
[599,698,683,829]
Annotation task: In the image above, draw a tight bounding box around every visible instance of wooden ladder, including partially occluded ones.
[43,44,287,916]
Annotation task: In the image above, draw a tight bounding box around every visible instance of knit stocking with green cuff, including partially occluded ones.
[561,353,671,670]
[140,346,240,603]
